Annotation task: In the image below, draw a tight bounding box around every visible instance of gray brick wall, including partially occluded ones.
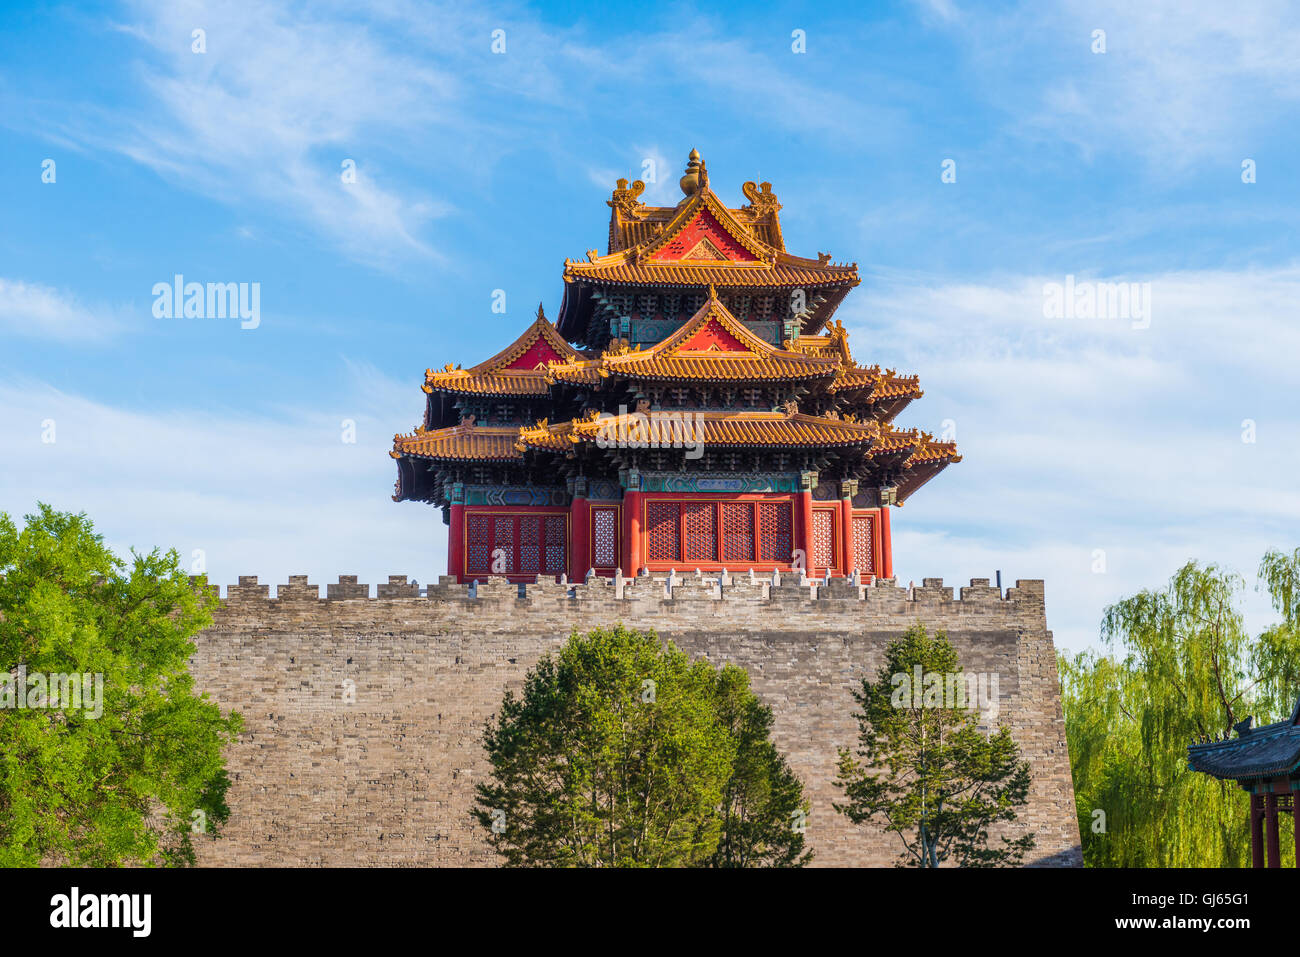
[189,573,1082,867]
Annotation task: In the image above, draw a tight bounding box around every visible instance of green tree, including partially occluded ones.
[709,664,810,868]
[1061,553,1300,867]
[471,624,811,867]
[834,623,1034,867]
[0,504,242,866]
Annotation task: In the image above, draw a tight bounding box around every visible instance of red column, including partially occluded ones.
[880,505,894,579]
[1266,790,1281,868]
[622,490,643,578]
[570,492,590,582]
[839,497,853,577]
[1251,793,1265,868]
[870,508,883,579]
[799,488,814,575]
[448,502,465,582]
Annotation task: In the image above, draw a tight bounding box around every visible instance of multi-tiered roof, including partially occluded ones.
[391,150,958,517]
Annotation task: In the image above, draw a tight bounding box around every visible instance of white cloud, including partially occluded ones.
[52,0,485,267]
[842,264,1300,652]
[910,0,960,25]
[932,0,1300,165]
[0,366,444,594]
[0,279,121,342]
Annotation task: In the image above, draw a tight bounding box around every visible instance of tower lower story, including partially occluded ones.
[446,472,893,584]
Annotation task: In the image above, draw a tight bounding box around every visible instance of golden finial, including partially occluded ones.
[679,148,703,197]
[536,302,546,322]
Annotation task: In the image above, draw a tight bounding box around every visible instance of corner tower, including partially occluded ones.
[391,151,960,583]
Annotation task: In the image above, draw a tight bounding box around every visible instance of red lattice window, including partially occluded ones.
[646,502,681,562]
[544,515,566,574]
[464,512,566,578]
[493,517,514,573]
[643,498,797,567]
[811,509,836,570]
[721,503,754,563]
[683,502,717,563]
[519,516,541,573]
[467,515,491,573]
[851,514,874,576]
[758,502,792,563]
[592,507,619,567]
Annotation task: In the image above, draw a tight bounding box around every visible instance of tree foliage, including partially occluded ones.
[1061,551,1300,867]
[0,504,242,866]
[833,624,1034,867]
[472,624,810,867]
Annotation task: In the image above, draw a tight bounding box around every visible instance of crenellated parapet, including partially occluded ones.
[199,571,1048,620]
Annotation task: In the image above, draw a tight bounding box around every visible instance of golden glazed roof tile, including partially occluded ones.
[518,410,886,452]
[391,425,524,462]
[607,176,786,253]
[828,365,923,399]
[547,292,841,385]
[786,326,922,400]
[791,321,853,364]
[906,434,962,465]
[569,180,858,289]
[422,305,582,397]
[564,258,858,289]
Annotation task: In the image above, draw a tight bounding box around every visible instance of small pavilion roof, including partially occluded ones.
[564,183,858,290]
[605,175,787,254]
[422,305,582,398]
[557,154,859,339]
[546,291,842,386]
[1187,698,1300,782]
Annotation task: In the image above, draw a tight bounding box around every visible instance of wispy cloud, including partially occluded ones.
[938,0,1300,166]
[0,365,442,592]
[843,264,1300,651]
[0,278,122,342]
[46,0,486,268]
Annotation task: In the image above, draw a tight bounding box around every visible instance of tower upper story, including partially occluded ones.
[556,150,860,350]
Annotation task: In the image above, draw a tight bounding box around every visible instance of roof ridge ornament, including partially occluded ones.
[741,180,781,212]
[608,177,646,216]
[679,148,704,197]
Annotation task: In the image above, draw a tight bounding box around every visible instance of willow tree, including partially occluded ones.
[1061,551,1300,868]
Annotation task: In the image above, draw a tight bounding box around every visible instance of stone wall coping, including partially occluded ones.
[197,574,1046,610]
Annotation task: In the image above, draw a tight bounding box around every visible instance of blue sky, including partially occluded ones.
[2,0,1297,652]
